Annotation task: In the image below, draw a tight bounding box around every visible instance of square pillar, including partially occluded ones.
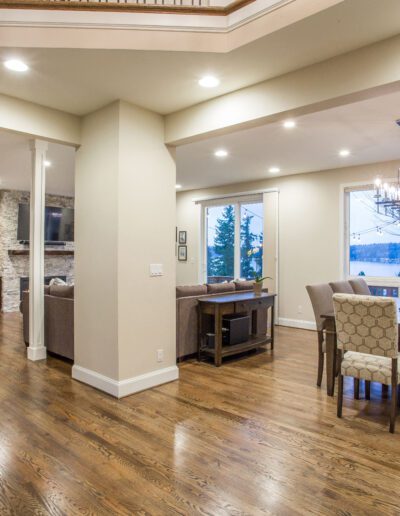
[73,101,178,397]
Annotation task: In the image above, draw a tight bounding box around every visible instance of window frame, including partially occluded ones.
[200,194,263,284]
[343,182,400,287]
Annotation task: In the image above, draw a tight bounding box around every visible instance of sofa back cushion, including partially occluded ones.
[176,284,207,299]
[206,282,235,294]
[234,280,255,291]
[49,284,74,299]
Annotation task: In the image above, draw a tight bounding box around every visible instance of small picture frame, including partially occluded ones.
[178,245,187,261]
[178,231,187,244]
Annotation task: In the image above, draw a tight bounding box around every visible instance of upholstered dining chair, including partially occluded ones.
[349,278,371,295]
[329,280,354,294]
[306,284,334,387]
[333,293,399,433]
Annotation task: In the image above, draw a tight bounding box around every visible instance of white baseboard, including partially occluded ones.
[72,364,179,398]
[27,346,47,361]
[277,317,316,331]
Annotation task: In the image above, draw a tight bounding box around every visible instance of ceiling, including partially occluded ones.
[1,0,400,115]
[176,90,400,190]
[2,90,400,197]
[0,131,75,197]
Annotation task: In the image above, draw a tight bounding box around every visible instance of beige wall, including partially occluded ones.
[75,102,120,379]
[176,159,400,326]
[75,100,176,390]
[118,101,176,380]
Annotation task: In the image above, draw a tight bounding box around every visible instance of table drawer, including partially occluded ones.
[235,298,269,312]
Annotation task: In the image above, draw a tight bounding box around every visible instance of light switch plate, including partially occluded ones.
[150,264,163,277]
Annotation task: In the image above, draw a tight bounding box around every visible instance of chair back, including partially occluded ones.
[333,293,398,358]
[349,278,370,295]
[329,281,354,294]
[306,284,334,332]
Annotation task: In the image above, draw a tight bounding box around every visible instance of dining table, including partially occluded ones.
[321,297,400,396]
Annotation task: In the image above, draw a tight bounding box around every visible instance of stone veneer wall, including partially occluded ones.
[0,190,74,312]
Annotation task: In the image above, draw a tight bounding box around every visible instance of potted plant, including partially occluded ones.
[253,273,272,296]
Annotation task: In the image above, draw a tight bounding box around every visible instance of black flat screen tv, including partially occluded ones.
[17,203,74,243]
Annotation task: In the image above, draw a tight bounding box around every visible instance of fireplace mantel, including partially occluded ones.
[8,249,74,256]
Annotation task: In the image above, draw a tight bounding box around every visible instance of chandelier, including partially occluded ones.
[374,168,400,220]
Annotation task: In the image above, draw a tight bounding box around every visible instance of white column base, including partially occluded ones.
[72,364,179,398]
[27,346,47,361]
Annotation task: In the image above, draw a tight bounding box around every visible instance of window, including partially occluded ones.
[346,187,400,280]
[203,196,263,283]
[240,202,263,279]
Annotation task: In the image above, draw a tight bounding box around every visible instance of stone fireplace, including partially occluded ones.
[0,190,74,312]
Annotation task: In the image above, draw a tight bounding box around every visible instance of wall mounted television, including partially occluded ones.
[17,203,74,243]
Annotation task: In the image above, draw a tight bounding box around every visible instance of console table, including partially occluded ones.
[198,292,276,366]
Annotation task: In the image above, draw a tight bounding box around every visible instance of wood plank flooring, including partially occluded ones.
[1,313,400,515]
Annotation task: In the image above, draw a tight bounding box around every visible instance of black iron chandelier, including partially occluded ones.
[374,169,400,220]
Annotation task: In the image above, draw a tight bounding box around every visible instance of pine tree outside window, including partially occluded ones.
[203,195,264,284]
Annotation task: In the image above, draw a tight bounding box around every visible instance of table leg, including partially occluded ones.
[325,319,337,397]
[214,306,222,367]
[270,303,275,351]
[197,306,203,362]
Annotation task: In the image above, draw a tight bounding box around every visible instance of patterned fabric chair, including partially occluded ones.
[333,293,399,433]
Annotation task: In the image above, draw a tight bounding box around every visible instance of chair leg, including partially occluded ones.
[390,384,397,434]
[354,378,360,400]
[382,384,389,398]
[365,380,371,400]
[317,331,324,387]
[390,359,398,433]
[398,385,400,408]
[337,374,344,418]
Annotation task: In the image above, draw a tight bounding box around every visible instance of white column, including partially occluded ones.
[28,139,47,361]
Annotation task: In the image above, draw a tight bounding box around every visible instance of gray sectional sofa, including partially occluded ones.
[21,280,266,363]
[176,280,268,359]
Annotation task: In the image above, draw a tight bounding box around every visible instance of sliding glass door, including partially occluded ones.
[204,196,263,284]
[240,201,263,280]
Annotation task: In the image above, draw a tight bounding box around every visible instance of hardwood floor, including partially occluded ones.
[1,313,400,515]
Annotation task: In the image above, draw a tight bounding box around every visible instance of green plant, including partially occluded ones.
[253,272,272,283]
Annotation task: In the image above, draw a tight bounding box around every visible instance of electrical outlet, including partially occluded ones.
[157,349,164,362]
[297,305,303,314]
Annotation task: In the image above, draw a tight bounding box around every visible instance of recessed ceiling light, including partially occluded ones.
[283,120,296,129]
[199,76,220,88]
[269,167,280,173]
[175,184,182,189]
[339,149,350,157]
[4,59,29,72]
[44,160,51,167]
[214,149,228,158]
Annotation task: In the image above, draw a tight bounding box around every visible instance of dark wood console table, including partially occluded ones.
[198,292,276,367]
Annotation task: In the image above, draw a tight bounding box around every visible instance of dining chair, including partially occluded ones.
[306,284,334,386]
[333,293,399,433]
[349,278,371,295]
[329,281,354,294]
